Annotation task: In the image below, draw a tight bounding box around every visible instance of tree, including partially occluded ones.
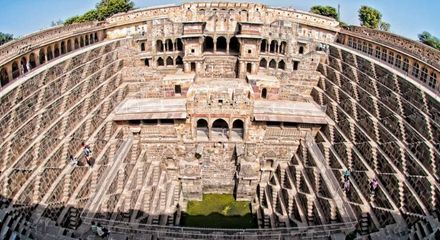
[96,0,134,20]
[64,16,81,25]
[418,31,440,50]
[81,9,100,22]
[310,5,338,20]
[358,6,382,29]
[0,32,14,46]
[65,0,134,25]
[379,21,391,32]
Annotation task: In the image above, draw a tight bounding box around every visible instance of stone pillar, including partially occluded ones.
[238,61,245,78]
[6,64,13,81]
[184,62,190,73]
[196,62,202,73]
[226,39,230,54]
[243,119,248,141]
[251,63,257,74]
[214,39,217,53]
[34,50,40,67]
[70,38,75,51]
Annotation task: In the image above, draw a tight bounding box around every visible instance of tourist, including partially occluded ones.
[68,155,78,166]
[344,180,350,193]
[343,169,351,181]
[370,178,379,195]
[91,221,98,234]
[26,61,31,72]
[96,223,109,237]
[82,142,92,166]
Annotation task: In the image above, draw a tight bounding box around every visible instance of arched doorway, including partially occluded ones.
[157,57,164,66]
[216,37,227,52]
[0,68,9,87]
[261,39,268,52]
[176,56,183,66]
[74,38,79,49]
[47,46,53,61]
[278,60,285,70]
[203,36,214,52]
[166,56,173,66]
[246,63,252,73]
[67,39,72,52]
[261,88,267,99]
[176,38,183,51]
[196,119,209,139]
[212,119,229,140]
[165,39,173,51]
[12,62,19,79]
[269,59,276,69]
[231,119,244,139]
[20,57,28,73]
[29,53,36,69]
[80,37,84,47]
[54,45,60,58]
[280,41,287,54]
[39,49,46,64]
[61,41,66,54]
[229,37,240,53]
[156,40,164,52]
[260,58,267,69]
[270,40,277,53]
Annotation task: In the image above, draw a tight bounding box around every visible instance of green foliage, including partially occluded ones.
[0,32,14,46]
[379,21,391,32]
[96,0,134,20]
[64,16,81,25]
[418,31,440,50]
[82,9,100,22]
[181,194,257,228]
[65,0,134,25]
[358,5,382,29]
[310,5,339,20]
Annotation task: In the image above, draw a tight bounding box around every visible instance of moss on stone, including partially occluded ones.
[181,194,257,229]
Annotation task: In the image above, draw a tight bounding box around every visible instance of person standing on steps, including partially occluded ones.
[344,179,351,193]
[343,168,351,182]
[68,155,78,166]
[82,142,92,166]
[370,178,379,196]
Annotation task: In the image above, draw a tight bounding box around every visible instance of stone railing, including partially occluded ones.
[80,216,357,239]
[342,26,440,70]
[105,2,339,32]
[0,22,102,65]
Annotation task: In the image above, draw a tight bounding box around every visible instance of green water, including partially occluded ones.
[181,194,257,229]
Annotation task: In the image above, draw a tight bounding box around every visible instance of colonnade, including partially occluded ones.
[0,32,102,88]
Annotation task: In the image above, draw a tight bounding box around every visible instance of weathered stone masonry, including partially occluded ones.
[0,2,439,239]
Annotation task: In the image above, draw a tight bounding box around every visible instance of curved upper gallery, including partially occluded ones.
[0,2,438,96]
[0,2,340,89]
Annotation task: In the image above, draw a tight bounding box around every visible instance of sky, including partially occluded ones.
[0,0,438,40]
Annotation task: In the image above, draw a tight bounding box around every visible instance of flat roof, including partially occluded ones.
[162,73,195,82]
[114,98,187,121]
[253,100,327,124]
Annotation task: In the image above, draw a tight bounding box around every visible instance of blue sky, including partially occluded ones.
[0,0,438,40]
